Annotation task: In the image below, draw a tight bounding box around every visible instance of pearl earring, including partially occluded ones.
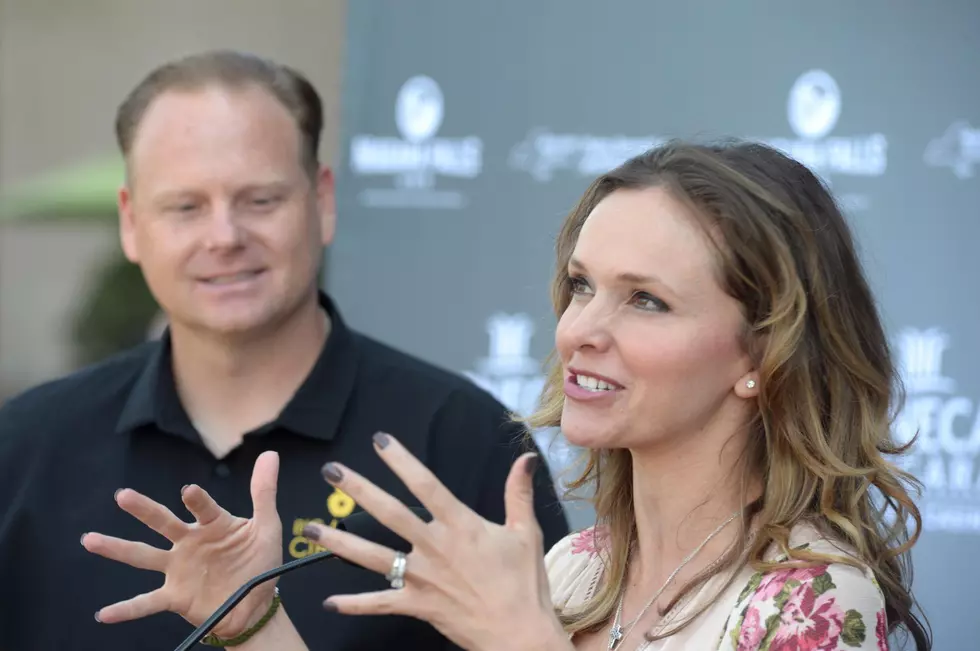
[745,380,756,389]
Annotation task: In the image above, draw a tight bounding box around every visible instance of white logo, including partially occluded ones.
[787,70,841,140]
[761,69,887,184]
[465,313,545,413]
[395,76,444,143]
[462,313,579,491]
[893,327,980,534]
[349,75,483,209]
[508,129,666,182]
[896,327,956,395]
[508,70,884,207]
[924,120,980,179]
[749,69,888,214]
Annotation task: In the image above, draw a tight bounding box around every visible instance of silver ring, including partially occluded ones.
[385,551,407,589]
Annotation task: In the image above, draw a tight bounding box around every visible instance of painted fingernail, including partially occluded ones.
[323,600,338,612]
[302,524,320,540]
[525,454,539,476]
[373,432,391,449]
[94,611,102,623]
[321,462,343,483]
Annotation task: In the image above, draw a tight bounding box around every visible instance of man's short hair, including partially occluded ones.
[115,50,323,175]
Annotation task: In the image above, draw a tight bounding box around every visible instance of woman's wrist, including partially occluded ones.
[236,606,309,651]
[498,613,573,651]
[202,587,282,646]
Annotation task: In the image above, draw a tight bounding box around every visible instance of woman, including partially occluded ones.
[82,139,931,650]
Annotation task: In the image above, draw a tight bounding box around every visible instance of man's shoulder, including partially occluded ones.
[0,341,155,431]
[0,342,155,485]
[354,332,508,415]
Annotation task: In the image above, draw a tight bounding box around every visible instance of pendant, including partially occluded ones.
[608,623,624,650]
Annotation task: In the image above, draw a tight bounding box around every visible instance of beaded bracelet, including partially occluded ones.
[201,587,282,647]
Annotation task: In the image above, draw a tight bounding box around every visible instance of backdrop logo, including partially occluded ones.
[762,69,888,180]
[787,70,841,139]
[924,120,980,179]
[463,313,579,489]
[395,75,444,143]
[508,129,665,182]
[349,75,483,209]
[893,327,980,534]
[464,313,545,416]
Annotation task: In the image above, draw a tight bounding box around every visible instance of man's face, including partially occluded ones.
[118,84,335,339]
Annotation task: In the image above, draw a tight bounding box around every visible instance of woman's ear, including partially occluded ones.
[735,374,759,399]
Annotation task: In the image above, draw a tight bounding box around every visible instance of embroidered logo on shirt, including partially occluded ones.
[288,487,357,558]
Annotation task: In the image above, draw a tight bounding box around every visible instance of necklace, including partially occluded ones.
[607,509,740,650]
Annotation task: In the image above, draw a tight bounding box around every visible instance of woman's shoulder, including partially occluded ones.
[717,523,889,650]
[544,525,609,610]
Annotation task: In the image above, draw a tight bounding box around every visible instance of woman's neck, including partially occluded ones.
[627,425,760,592]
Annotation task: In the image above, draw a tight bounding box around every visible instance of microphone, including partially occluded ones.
[174,507,431,651]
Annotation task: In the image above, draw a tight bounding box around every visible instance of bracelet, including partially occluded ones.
[201,587,282,647]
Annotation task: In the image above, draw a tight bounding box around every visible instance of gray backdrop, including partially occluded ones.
[326,1,980,647]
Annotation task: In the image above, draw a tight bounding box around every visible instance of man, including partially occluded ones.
[0,50,568,650]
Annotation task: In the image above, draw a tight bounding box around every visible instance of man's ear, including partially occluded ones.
[118,185,140,263]
[315,166,336,246]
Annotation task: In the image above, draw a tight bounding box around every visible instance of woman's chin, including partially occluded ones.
[560,415,622,450]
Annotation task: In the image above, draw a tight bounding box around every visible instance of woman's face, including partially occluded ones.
[556,186,758,452]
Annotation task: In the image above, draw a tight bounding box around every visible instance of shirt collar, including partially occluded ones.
[115,291,359,443]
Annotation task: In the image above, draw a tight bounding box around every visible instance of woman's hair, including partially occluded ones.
[526,139,931,648]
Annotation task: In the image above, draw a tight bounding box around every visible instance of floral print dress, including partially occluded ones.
[545,522,889,650]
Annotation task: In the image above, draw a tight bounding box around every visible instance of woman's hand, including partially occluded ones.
[81,451,284,639]
[302,432,571,651]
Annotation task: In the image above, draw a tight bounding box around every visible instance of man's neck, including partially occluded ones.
[168,297,331,458]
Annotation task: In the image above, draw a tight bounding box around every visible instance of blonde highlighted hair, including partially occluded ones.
[526,139,930,649]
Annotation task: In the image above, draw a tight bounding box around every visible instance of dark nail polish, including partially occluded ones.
[94,612,102,623]
[525,454,539,476]
[113,488,123,501]
[321,462,343,483]
[302,524,320,540]
[323,600,338,612]
[373,432,391,449]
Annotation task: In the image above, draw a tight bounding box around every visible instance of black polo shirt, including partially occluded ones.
[0,292,569,651]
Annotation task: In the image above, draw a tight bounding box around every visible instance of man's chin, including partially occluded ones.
[175,308,278,340]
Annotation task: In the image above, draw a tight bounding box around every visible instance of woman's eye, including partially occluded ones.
[631,292,669,312]
[569,276,593,295]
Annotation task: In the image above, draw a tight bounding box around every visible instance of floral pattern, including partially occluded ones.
[875,611,888,651]
[754,566,825,601]
[546,525,890,650]
[769,581,845,650]
[569,525,609,558]
[725,558,888,651]
[736,603,766,649]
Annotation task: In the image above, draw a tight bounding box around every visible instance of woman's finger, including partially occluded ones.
[323,589,410,618]
[95,588,170,624]
[302,522,406,578]
[115,488,187,543]
[369,432,472,523]
[503,453,541,533]
[250,451,281,527]
[81,532,168,572]
[181,484,227,526]
[320,460,429,545]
